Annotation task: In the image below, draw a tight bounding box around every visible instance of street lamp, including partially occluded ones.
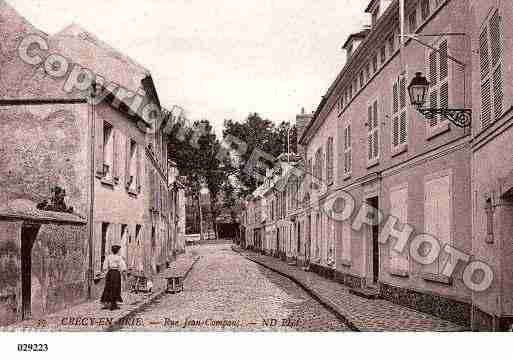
[407,71,472,128]
[407,72,430,109]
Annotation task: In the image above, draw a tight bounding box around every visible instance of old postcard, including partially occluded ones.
[0,0,512,355]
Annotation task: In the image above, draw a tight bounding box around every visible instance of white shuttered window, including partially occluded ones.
[424,174,451,275]
[480,9,503,129]
[392,75,407,150]
[389,186,409,272]
[367,100,379,164]
[427,38,449,129]
[343,122,352,176]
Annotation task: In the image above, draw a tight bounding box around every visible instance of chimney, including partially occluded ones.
[295,107,313,162]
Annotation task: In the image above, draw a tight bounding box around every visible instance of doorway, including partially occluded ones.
[276,228,280,257]
[306,215,311,264]
[296,222,301,256]
[21,224,40,321]
[367,196,380,284]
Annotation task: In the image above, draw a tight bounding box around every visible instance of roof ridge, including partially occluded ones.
[53,22,150,75]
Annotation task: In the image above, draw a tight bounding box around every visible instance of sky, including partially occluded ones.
[8,0,369,134]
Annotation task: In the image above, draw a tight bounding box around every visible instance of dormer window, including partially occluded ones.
[347,43,353,58]
[372,5,380,27]
[366,0,393,28]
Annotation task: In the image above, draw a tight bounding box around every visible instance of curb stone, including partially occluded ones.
[232,247,359,331]
[106,256,201,332]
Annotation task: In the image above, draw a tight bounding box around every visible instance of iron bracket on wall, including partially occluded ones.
[416,107,472,128]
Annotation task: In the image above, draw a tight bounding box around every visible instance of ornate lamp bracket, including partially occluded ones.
[416,107,472,128]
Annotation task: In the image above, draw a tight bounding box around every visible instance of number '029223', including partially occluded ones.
[17,344,48,352]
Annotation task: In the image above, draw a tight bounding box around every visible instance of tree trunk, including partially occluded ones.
[210,202,218,240]
[197,195,204,241]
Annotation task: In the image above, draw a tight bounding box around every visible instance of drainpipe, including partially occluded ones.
[87,94,96,300]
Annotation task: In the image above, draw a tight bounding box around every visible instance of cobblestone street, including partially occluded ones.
[119,244,350,332]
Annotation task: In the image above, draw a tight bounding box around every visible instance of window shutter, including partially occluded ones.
[390,187,409,271]
[94,221,102,275]
[400,112,407,144]
[113,130,120,181]
[373,101,379,159]
[429,90,438,127]
[429,50,438,86]
[439,40,448,80]
[425,175,451,274]
[436,176,451,274]
[479,27,490,80]
[481,80,492,128]
[373,131,379,158]
[125,138,131,188]
[326,139,330,183]
[373,101,378,127]
[136,144,142,193]
[347,148,353,172]
[493,65,503,120]
[490,11,502,67]
[367,106,373,160]
[399,77,406,109]
[150,170,156,210]
[368,133,373,161]
[440,82,449,124]
[159,181,163,214]
[393,82,399,114]
[393,116,399,147]
[95,118,104,177]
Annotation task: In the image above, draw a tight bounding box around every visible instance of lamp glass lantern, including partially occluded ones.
[408,72,430,109]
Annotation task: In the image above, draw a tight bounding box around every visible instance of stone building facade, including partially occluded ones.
[468,0,513,331]
[299,0,473,327]
[241,0,513,330]
[0,2,184,326]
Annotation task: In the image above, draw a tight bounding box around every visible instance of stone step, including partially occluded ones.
[349,287,380,300]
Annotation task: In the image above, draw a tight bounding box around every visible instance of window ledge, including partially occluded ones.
[422,273,453,285]
[426,122,450,141]
[100,177,114,187]
[389,268,409,278]
[367,158,379,169]
[127,188,139,196]
[340,259,352,267]
[391,143,408,157]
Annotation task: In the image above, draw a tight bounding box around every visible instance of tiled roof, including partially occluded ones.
[50,24,150,93]
[0,199,86,225]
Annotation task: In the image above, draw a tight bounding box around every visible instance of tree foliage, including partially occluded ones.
[222,112,297,197]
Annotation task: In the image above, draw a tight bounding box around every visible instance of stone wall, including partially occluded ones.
[0,103,90,325]
[0,221,21,326]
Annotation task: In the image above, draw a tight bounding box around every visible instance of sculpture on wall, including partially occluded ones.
[36,186,74,214]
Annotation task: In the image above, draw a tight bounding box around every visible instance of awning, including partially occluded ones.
[0,199,86,226]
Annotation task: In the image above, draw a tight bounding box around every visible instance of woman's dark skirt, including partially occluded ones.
[101,269,123,304]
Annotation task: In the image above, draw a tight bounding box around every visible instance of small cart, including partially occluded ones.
[163,268,184,294]
[166,275,183,293]
[129,271,152,293]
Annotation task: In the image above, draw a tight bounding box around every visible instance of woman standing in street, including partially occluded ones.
[101,245,127,310]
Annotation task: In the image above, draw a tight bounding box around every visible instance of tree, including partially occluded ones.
[222,113,297,198]
[167,116,231,240]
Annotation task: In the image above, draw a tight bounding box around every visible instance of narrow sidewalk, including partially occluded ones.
[3,254,200,332]
[236,247,466,332]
